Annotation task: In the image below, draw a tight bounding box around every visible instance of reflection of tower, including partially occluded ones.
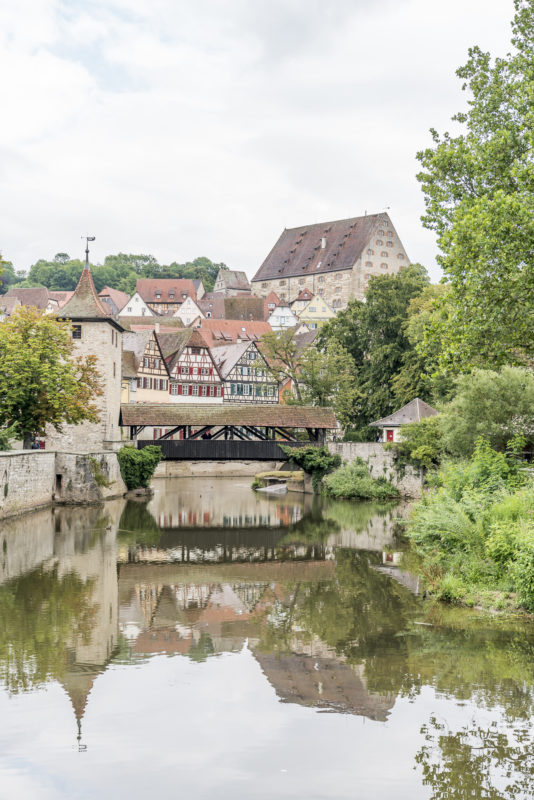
[52,510,120,749]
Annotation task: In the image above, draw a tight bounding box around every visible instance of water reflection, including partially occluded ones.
[0,478,533,798]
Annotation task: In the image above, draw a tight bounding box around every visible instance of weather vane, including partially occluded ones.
[82,235,95,269]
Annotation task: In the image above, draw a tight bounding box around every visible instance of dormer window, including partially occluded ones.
[169,292,175,299]
[155,292,161,299]
[182,293,187,299]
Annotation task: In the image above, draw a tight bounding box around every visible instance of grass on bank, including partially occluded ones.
[406,438,534,612]
[323,457,400,501]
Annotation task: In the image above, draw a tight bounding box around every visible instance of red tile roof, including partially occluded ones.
[99,286,130,312]
[253,213,393,282]
[4,287,50,309]
[194,318,272,345]
[136,279,198,303]
[57,268,120,326]
[120,403,337,428]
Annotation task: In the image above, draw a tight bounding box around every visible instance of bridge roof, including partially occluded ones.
[120,403,337,429]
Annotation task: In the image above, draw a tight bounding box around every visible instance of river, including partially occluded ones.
[0,477,533,799]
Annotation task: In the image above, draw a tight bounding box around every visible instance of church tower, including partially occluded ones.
[45,244,124,453]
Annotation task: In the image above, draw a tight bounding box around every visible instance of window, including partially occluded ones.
[267,386,274,396]
[365,261,373,268]
[72,325,81,339]
[397,253,405,259]
[279,292,286,299]
[378,229,384,235]
[318,288,324,296]
[381,251,388,257]
[376,239,383,246]
[143,377,150,389]
[200,385,207,396]
[169,292,174,299]
[248,351,257,360]
[310,306,316,312]
[335,273,342,280]
[180,365,188,374]
[143,357,149,368]
[155,292,161,299]
[335,286,341,294]
[231,383,236,394]
[182,293,187,299]
[279,280,286,286]
[154,357,160,368]
[159,379,168,390]
[367,249,374,255]
[171,384,178,396]
[127,306,132,313]
[136,378,142,388]
[318,276,324,283]
[113,362,116,377]
[299,278,305,285]
[386,241,393,247]
[201,367,208,375]
[381,263,388,269]
[261,282,268,288]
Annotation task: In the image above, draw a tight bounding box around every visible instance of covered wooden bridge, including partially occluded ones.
[120,403,337,460]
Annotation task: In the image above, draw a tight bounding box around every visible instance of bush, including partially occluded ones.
[117,445,163,490]
[406,438,534,611]
[388,415,444,470]
[324,458,400,501]
[279,445,341,492]
[0,425,16,451]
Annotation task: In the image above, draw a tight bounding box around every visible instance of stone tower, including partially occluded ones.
[45,265,124,453]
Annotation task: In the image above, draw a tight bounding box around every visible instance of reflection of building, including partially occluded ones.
[253,651,395,721]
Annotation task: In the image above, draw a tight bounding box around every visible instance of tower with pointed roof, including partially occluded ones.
[45,241,125,453]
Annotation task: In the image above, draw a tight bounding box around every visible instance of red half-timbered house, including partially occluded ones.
[158,329,224,403]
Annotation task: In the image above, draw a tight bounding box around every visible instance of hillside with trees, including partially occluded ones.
[0,253,228,295]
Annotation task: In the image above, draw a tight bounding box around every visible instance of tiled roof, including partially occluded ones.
[122,350,138,378]
[120,403,337,428]
[57,269,124,329]
[198,293,266,321]
[370,398,439,428]
[99,286,130,312]
[48,290,74,308]
[136,279,197,303]
[195,318,272,345]
[210,341,251,378]
[292,288,314,303]
[252,213,392,282]
[119,317,184,331]
[0,296,21,315]
[215,270,251,291]
[4,287,50,309]
[122,330,154,370]
[156,329,212,374]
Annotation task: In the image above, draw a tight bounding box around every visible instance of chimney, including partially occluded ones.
[321,237,326,249]
[155,322,160,333]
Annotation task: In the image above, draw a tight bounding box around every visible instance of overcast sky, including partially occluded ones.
[0,0,515,281]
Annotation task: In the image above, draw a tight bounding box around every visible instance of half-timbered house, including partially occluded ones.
[211,341,278,403]
[123,330,170,403]
[158,329,224,403]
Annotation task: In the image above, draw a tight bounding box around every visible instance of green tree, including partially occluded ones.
[440,366,534,457]
[298,339,358,427]
[318,264,430,429]
[0,256,22,294]
[259,328,306,401]
[416,0,534,369]
[0,307,102,448]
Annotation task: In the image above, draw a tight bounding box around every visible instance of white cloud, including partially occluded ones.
[0,0,516,280]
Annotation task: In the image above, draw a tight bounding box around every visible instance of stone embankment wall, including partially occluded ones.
[327,442,423,498]
[155,460,281,478]
[0,451,126,520]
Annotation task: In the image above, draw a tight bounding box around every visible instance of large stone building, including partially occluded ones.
[44,266,124,452]
[251,213,410,310]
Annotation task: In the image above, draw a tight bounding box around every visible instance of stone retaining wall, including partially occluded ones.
[0,450,126,520]
[327,442,423,498]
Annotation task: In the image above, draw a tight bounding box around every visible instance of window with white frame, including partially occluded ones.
[192,384,199,396]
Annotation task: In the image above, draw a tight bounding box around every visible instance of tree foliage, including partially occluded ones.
[317,264,431,429]
[14,253,227,295]
[440,366,534,457]
[117,445,163,490]
[0,307,102,447]
[416,0,534,369]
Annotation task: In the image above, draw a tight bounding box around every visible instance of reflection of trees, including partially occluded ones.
[321,499,399,534]
[117,501,162,547]
[0,565,96,692]
[416,715,534,800]
[188,633,215,663]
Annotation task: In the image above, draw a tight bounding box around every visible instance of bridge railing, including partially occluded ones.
[136,439,319,461]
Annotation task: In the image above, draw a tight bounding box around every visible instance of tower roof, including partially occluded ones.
[58,268,124,331]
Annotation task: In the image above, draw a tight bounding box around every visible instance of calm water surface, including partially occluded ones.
[1,477,533,799]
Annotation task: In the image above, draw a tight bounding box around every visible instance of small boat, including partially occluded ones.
[256,483,287,495]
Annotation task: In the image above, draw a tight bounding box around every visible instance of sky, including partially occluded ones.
[0,0,516,282]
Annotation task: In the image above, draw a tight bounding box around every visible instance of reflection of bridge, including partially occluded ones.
[120,404,337,459]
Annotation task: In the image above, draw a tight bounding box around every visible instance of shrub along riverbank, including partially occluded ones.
[405,439,534,612]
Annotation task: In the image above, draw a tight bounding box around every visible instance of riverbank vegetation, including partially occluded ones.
[323,458,399,501]
[406,439,534,611]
